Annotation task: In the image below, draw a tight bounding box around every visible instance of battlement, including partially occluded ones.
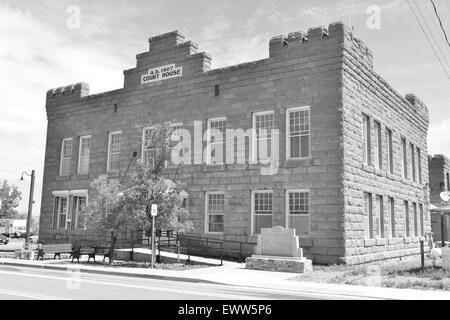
[269,22,373,69]
[46,82,89,103]
[405,93,429,122]
[148,31,186,52]
[429,154,450,163]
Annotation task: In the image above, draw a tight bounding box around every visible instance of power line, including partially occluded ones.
[407,0,450,80]
[430,0,450,49]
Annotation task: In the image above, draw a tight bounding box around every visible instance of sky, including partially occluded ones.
[1,0,450,214]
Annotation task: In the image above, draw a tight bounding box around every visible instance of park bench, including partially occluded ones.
[71,246,110,264]
[35,243,74,260]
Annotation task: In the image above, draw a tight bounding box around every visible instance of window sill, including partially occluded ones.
[73,174,90,180]
[107,171,122,178]
[55,175,70,181]
[284,157,313,168]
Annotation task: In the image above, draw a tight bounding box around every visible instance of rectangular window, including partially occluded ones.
[364,192,373,238]
[404,200,410,237]
[205,192,225,233]
[286,107,310,159]
[419,204,424,236]
[446,172,450,191]
[362,115,371,165]
[142,127,157,167]
[107,131,121,172]
[166,123,183,168]
[413,202,418,237]
[252,191,273,235]
[401,138,407,179]
[55,196,68,229]
[386,128,393,173]
[417,147,422,184]
[71,196,87,230]
[60,138,73,176]
[207,117,226,165]
[410,143,416,182]
[375,195,384,238]
[78,135,91,174]
[374,121,382,170]
[253,111,274,162]
[389,197,395,237]
[286,190,310,237]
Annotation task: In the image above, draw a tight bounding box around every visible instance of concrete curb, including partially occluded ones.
[0,260,224,286]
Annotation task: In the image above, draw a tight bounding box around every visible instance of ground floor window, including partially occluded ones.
[205,192,225,233]
[72,196,87,230]
[252,190,273,235]
[413,202,418,237]
[419,203,424,236]
[404,201,410,237]
[53,196,68,230]
[363,192,373,238]
[286,190,310,237]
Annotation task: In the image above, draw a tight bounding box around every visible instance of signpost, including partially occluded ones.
[151,204,157,269]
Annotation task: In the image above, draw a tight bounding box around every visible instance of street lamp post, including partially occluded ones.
[21,170,35,251]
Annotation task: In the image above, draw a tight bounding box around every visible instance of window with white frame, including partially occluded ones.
[142,127,157,167]
[253,111,274,162]
[205,192,225,233]
[362,115,371,165]
[72,195,87,230]
[166,123,184,168]
[386,128,393,174]
[389,197,395,237]
[54,196,68,229]
[107,131,121,172]
[60,138,73,176]
[374,121,382,170]
[410,143,416,182]
[252,191,273,235]
[287,107,310,159]
[375,195,384,238]
[401,138,408,179]
[78,135,91,174]
[286,190,310,237]
[412,202,418,237]
[404,200,410,237]
[363,192,372,238]
[207,118,226,165]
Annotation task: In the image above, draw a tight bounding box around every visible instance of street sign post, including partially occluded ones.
[151,204,157,268]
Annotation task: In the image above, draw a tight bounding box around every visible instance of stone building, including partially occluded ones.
[428,154,450,242]
[39,22,430,265]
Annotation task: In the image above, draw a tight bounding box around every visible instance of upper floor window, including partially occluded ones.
[253,111,274,162]
[447,172,450,191]
[401,138,408,179]
[286,106,310,159]
[286,190,310,237]
[167,123,184,168]
[362,115,371,165]
[60,138,73,176]
[107,131,121,172]
[206,117,226,165]
[410,143,416,182]
[416,147,422,184]
[386,128,393,174]
[78,135,91,174]
[373,121,382,170]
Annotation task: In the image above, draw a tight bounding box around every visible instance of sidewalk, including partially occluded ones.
[1,256,450,300]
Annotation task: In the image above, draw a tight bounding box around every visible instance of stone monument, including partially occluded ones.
[245,226,312,273]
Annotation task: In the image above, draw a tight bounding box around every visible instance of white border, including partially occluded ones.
[285,189,311,237]
[252,110,274,163]
[107,131,122,172]
[59,137,73,176]
[250,190,273,236]
[206,117,226,165]
[77,135,91,174]
[285,106,310,161]
[204,191,225,234]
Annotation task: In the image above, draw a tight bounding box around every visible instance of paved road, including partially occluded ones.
[0,265,362,300]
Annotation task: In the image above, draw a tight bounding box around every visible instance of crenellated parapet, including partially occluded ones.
[269,22,373,69]
[46,82,89,104]
[405,93,429,124]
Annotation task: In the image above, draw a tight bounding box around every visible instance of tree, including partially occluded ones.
[122,122,193,234]
[0,180,22,219]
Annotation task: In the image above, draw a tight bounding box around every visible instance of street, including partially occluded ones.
[0,265,362,300]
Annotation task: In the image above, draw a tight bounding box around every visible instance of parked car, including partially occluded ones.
[29,235,38,243]
[0,235,9,245]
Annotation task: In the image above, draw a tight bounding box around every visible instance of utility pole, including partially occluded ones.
[22,170,35,251]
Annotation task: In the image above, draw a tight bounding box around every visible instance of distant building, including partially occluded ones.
[428,154,450,242]
[39,22,430,264]
[0,219,27,236]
